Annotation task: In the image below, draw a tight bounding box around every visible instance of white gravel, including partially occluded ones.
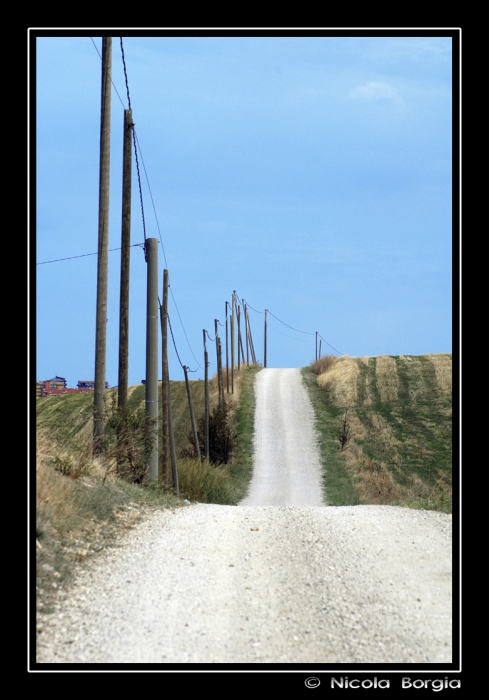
[36,368,452,664]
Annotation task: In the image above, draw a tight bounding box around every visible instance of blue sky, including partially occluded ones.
[35,33,455,385]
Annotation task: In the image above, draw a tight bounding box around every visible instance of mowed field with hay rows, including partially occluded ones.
[302,353,452,512]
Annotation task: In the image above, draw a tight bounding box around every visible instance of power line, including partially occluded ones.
[167,313,185,370]
[244,300,264,314]
[318,333,343,356]
[169,287,203,371]
[37,243,144,265]
[267,309,315,335]
[91,36,147,252]
[90,37,125,109]
[267,322,313,344]
[133,131,168,269]
[119,37,132,110]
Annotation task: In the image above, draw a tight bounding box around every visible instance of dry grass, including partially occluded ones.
[310,355,337,376]
[176,458,236,504]
[428,353,452,394]
[317,355,361,406]
[343,443,409,504]
[307,353,452,512]
[375,355,399,403]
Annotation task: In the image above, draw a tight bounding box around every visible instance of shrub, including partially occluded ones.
[104,397,157,484]
[193,399,239,465]
[177,458,236,503]
[310,355,337,375]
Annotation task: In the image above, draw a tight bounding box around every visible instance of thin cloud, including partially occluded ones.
[349,81,403,104]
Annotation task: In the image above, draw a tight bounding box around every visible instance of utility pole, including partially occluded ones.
[237,305,241,371]
[93,36,112,456]
[145,238,158,481]
[183,365,201,461]
[231,293,236,393]
[225,301,229,393]
[218,338,224,404]
[168,379,179,495]
[117,108,133,413]
[319,339,322,360]
[238,306,245,368]
[264,309,268,368]
[316,331,318,362]
[160,269,169,486]
[203,330,209,460]
[243,301,249,366]
[214,319,222,405]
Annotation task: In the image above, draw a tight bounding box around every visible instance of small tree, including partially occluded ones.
[193,400,238,465]
[104,396,157,483]
[338,410,352,451]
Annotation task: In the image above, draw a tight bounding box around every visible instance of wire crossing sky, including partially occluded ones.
[35,32,455,387]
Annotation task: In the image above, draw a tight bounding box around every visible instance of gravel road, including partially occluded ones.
[36,368,452,664]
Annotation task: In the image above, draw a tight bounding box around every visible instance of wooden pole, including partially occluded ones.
[218,338,224,404]
[168,379,179,496]
[238,306,245,368]
[237,305,241,371]
[145,238,158,481]
[93,36,112,456]
[264,309,268,368]
[184,365,201,461]
[117,108,133,413]
[160,269,169,486]
[203,330,209,460]
[243,301,249,366]
[225,302,229,393]
[214,319,221,406]
[231,294,236,393]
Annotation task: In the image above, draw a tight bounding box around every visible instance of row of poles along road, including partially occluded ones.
[90,38,262,493]
[91,38,331,494]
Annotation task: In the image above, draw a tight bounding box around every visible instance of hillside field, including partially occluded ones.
[302,353,452,512]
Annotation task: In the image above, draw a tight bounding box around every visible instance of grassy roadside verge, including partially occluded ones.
[226,364,261,503]
[302,354,452,513]
[36,367,260,614]
[302,367,361,505]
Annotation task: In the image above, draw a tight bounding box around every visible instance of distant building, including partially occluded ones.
[77,380,109,389]
[44,376,67,389]
[36,376,109,398]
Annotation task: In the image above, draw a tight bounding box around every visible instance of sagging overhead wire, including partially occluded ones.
[37,243,144,265]
[90,37,126,109]
[169,287,203,371]
[267,309,315,335]
[115,38,199,369]
[318,334,343,356]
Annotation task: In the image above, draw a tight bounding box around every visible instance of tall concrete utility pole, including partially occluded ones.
[117,108,133,412]
[93,36,112,456]
[145,238,158,480]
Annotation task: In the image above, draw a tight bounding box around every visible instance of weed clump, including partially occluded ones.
[177,458,236,504]
[310,355,337,376]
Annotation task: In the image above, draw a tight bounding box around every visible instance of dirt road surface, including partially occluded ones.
[36,368,452,664]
